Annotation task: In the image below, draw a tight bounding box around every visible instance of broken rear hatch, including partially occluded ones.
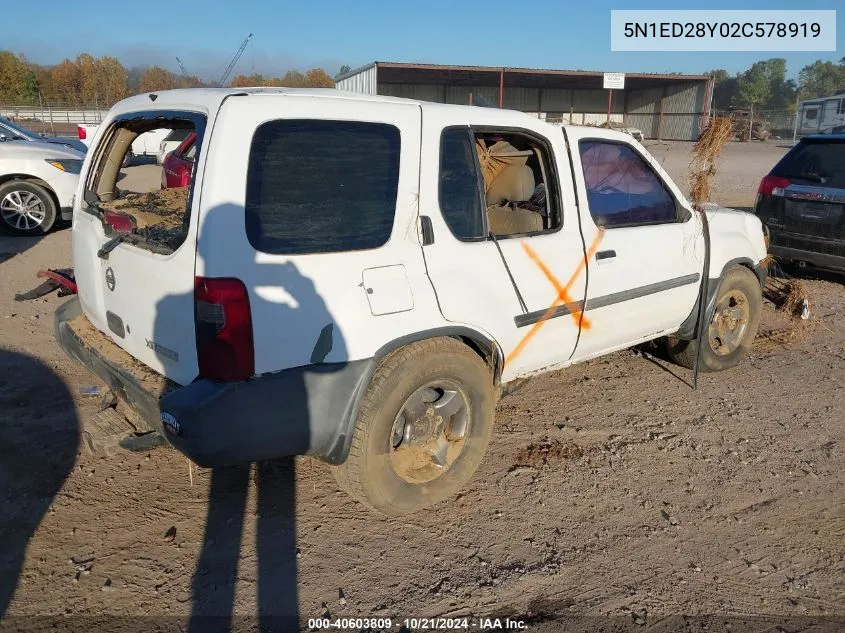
[72,109,207,386]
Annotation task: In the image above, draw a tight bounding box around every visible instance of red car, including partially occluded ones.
[161,132,197,189]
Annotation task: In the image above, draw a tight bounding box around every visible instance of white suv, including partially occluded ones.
[56,88,768,515]
[0,140,82,235]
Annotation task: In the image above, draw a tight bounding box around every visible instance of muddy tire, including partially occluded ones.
[332,338,495,516]
[0,180,57,236]
[665,266,762,372]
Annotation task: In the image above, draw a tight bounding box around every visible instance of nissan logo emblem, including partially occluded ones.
[105,267,116,291]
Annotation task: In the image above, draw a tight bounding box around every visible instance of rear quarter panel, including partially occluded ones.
[197,95,447,375]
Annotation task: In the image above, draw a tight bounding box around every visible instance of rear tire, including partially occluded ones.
[665,266,762,372]
[0,180,57,236]
[332,338,495,516]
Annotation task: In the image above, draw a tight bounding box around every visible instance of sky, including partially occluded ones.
[6,0,842,80]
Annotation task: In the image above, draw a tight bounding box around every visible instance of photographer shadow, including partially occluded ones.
[151,204,347,632]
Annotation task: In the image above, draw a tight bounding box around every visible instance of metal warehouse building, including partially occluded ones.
[336,62,712,141]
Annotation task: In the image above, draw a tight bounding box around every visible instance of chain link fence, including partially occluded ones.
[712,109,798,142]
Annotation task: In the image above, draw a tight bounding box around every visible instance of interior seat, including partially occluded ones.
[486,164,543,235]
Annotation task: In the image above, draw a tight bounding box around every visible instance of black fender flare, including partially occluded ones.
[321,326,503,464]
[675,257,767,341]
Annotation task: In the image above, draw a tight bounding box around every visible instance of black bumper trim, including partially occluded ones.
[54,297,372,467]
[514,273,700,328]
[770,245,845,272]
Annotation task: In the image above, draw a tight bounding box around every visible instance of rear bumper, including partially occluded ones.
[770,245,845,272]
[55,297,371,467]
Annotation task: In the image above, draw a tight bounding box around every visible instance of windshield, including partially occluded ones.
[0,116,38,140]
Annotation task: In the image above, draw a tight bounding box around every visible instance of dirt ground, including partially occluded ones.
[0,141,843,632]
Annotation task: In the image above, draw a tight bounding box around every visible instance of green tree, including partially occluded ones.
[338,64,351,76]
[797,60,845,99]
[22,70,40,102]
[733,60,775,108]
[707,68,738,110]
[0,51,31,101]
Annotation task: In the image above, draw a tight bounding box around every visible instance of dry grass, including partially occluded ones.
[765,276,809,318]
[688,117,733,212]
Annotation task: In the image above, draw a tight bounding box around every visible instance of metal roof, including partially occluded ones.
[335,61,709,89]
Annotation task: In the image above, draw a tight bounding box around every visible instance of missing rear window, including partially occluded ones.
[84,111,205,254]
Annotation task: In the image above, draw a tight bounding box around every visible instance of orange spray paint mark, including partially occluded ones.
[505,230,604,368]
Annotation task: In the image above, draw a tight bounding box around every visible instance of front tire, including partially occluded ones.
[665,266,762,372]
[0,180,57,236]
[333,338,495,516]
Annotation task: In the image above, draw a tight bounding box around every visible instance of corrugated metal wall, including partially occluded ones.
[625,82,707,140]
[335,65,378,95]
[337,65,709,140]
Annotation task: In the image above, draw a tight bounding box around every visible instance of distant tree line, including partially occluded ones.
[708,57,845,112]
[0,50,335,106]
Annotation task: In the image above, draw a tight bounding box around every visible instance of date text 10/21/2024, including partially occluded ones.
[306,617,529,630]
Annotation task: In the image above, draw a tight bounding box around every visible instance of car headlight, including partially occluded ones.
[45,159,83,175]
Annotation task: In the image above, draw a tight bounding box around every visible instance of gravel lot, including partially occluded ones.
[1,140,842,633]
[645,139,791,209]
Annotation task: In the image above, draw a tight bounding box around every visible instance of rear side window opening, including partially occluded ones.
[438,127,561,241]
[245,119,401,255]
[83,111,205,255]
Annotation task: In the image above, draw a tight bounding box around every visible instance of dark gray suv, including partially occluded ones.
[755,134,845,272]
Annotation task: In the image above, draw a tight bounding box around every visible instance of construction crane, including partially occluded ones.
[216,33,253,88]
[175,57,191,81]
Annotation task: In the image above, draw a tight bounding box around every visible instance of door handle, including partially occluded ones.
[420,216,434,245]
[596,249,617,261]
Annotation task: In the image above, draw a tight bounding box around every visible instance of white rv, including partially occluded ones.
[797,93,845,135]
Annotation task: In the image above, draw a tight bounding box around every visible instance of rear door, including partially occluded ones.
[73,109,208,386]
[418,109,587,381]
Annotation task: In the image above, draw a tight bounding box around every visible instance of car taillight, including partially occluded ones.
[175,163,191,187]
[195,277,254,382]
[77,126,86,140]
[758,175,790,197]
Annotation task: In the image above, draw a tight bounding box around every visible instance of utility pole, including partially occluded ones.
[792,90,801,143]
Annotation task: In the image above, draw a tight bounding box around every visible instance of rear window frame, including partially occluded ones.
[84,109,207,209]
[243,118,402,256]
[82,109,207,254]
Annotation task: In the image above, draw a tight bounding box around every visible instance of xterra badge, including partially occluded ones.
[160,412,182,436]
[105,267,116,291]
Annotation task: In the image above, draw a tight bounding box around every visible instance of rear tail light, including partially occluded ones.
[195,277,254,382]
[758,175,791,197]
[77,126,86,140]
